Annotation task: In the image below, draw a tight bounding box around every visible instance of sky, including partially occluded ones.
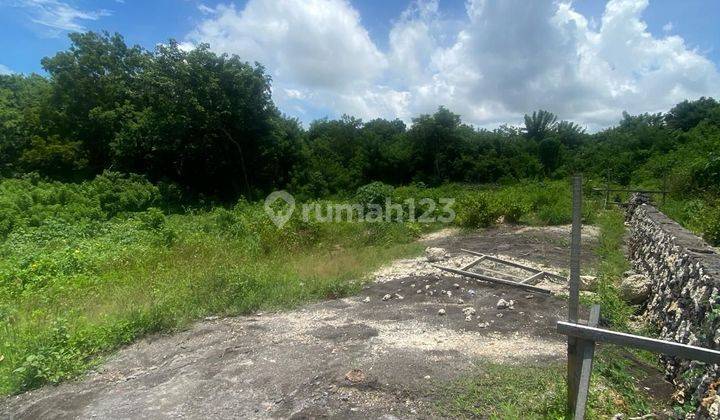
[1,0,720,131]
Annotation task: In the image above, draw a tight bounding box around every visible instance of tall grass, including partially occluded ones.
[0,174,429,395]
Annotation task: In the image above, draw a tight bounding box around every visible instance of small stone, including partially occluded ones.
[465,315,472,321]
[478,322,490,328]
[457,298,464,304]
[410,283,416,288]
[425,285,430,290]
[525,294,534,299]
[622,270,637,278]
[395,294,404,300]
[619,274,651,304]
[345,369,366,383]
[425,247,448,262]
[453,283,460,289]
[416,289,422,294]
[496,313,504,318]
[496,299,510,309]
[438,308,446,316]
[462,307,476,316]
[446,291,452,297]
[363,296,370,303]
[382,294,392,301]
[468,289,476,296]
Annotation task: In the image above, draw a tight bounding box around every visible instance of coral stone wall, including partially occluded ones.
[626,195,720,418]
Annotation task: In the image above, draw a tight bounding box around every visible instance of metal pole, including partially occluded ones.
[567,174,583,416]
[569,175,582,321]
[573,305,601,420]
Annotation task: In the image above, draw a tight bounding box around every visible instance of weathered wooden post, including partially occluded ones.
[567,174,583,416]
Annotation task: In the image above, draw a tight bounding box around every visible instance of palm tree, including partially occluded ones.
[523,110,557,141]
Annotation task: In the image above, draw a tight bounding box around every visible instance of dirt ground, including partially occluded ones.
[2,225,602,419]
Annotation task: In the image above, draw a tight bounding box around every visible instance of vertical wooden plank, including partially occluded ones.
[573,305,601,420]
[567,174,583,416]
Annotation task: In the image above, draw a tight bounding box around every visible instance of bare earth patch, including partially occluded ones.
[1,224,599,419]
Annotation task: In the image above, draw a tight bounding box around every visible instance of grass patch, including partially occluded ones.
[438,356,655,419]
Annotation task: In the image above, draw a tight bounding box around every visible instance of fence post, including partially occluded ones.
[567,174,583,416]
[573,305,601,420]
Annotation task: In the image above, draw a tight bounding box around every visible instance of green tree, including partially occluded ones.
[665,97,719,131]
[523,110,557,141]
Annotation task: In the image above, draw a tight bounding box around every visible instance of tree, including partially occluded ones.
[665,97,719,131]
[538,137,561,175]
[555,120,586,148]
[407,107,467,184]
[523,110,557,141]
[41,31,149,173]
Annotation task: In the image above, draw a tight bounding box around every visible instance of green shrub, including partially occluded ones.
[138,208,166,231]
[355,182,394,209]
[701,204,720,245]
[454,192,500,228]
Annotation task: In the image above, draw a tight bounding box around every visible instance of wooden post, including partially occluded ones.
[567,175,583,416]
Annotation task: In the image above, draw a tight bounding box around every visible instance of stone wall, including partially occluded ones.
[626,194,720,418]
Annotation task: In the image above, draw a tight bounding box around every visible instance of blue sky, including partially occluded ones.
[2,0,720,130]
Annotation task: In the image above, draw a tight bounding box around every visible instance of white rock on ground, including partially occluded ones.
[425,247,448,262]
[619,274,651,304]
[496,299,513,310]
[438,308,446,316]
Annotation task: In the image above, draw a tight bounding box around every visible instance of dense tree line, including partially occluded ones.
[1,32,720,202]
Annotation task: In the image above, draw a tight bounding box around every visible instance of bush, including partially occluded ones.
[701,205,720,245]
[355,182,394,210]
[138,208,166,231]
[454,192,500,228]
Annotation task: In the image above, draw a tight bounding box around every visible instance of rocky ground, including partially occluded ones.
[2,224,601,419]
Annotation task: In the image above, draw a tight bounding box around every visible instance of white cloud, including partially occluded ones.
[12,0,111,37]
[185,0,720,130]
[0,64,13,75]
[662,22,673,32]
[187,1,385,91]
